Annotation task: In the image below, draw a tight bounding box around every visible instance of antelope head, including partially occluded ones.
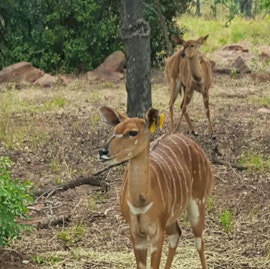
[98,106,163,165]
[181,35,209,59]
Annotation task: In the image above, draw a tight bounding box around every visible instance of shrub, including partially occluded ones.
[0,156,33,247]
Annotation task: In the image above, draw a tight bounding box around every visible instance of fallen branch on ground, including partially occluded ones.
[33,161,127,198]
[211,145,247,171]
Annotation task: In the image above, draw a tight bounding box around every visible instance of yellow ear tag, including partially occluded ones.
[159,114,164,128]
[149,120,156,133]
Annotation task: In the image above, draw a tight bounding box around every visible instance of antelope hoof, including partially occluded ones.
[191,130,198,136]
[210,133,216,140]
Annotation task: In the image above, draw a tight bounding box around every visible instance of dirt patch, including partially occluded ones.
[0,63,269,268]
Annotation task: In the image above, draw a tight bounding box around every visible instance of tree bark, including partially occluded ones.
[120,0,152,118]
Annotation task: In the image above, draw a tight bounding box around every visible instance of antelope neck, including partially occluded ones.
[126,144,151,209]
[188,54,203,83]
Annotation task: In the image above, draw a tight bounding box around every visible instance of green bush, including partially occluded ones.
[0,0,122,73]
[0,156,33,247]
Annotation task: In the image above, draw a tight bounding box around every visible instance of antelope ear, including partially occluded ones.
[145,108,165,133]
[198,35,209,46]
[171,34,185,45]
[99,106,127,126]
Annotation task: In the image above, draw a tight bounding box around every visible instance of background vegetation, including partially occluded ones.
[0,0,269,73]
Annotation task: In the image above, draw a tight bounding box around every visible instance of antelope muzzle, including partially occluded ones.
[98,147,110,161]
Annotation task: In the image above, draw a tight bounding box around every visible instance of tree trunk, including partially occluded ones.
[195,0,201,16]
[120,0,152,118]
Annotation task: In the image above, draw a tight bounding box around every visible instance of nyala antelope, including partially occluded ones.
[98,106,213,269]
[165,35,213,136]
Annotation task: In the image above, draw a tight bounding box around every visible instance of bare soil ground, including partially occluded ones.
[0,59,270,268]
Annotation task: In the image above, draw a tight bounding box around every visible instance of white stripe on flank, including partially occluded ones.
[159,144,182,212]
[150,150,174,208]
[168,138,191,208]
[178,136,192,164]
[149,162,166,208]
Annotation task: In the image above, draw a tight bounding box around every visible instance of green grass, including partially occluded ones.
[57,224,85,247]
[238,152,270,173]
[247,96,270,107]
[176,14,270,54]
[32,254,62,266]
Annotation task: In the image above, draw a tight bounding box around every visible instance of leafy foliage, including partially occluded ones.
[0,0,193,72]
[143,0,193,64]
[0,0,122,73]
[0,156,33,247]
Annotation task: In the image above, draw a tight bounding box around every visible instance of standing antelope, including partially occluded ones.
[165,35,213,136]
[98,106,213,269]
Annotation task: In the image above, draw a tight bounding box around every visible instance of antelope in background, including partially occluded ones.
[98,106,213,269]
[165,35,214,137]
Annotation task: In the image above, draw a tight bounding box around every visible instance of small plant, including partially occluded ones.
[87,197,97,211]
[33,254,61,265]
[50,158,60,173]
[206,196,215,211]
[57,224,85,247]
[89,112,101,132]
[220,209,233,233]
[53,97,66,107]
[230,68,238,78]
[238,152,270,173]
[0,156,33,247]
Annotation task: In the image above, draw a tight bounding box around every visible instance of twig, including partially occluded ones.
[211,145,247,171]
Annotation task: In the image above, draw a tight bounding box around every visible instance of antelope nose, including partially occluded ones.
[98,148,109,160]
[181,52,186,58]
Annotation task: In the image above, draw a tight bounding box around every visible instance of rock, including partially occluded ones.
[101,50,126,73]
[86,50,126,83]
[250,72,270,82]
[231,56,251,74]
[0,62,44,83]
[257,45,270,61]
[223,44,249,53]
[0,62,70,88]
[33,73,58,88]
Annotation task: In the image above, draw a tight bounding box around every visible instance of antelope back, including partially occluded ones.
[165,49,183,85]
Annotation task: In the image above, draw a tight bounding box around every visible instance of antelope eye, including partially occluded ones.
[128,130,138,137]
